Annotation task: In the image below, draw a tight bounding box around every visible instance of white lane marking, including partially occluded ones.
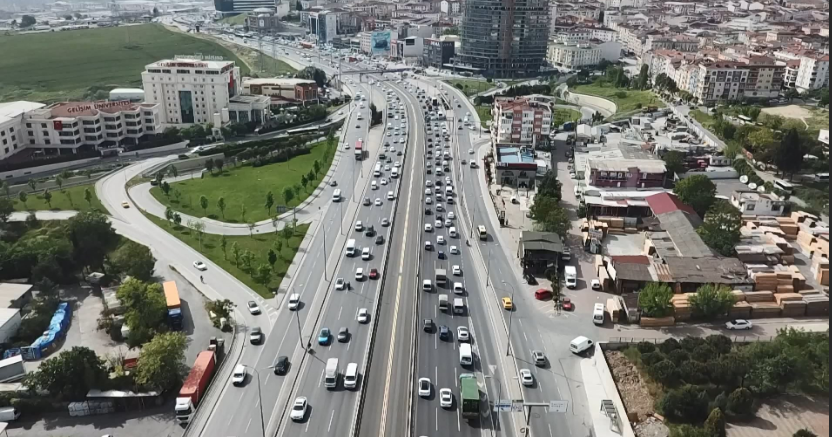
[328,409,335,433]
[338,307,343,321]
[246,418,252,433]
[435,408,439,431]
[318,368,325,388]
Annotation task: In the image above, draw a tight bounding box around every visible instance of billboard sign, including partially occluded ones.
[371,30,391,56]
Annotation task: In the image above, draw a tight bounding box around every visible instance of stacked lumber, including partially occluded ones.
[774,293,803,304]
[811,256,829,286]
[671,294,691,321]
[640,316,675,327]
[750,302,781,318]
[804,294,830,316]
[776,217,800,240]
[752,273,779,291]
[607,298,622,323]
[749,267,807,291]
[730,301,752,318]
[781,300,807,317]
[745,291,774,302]
[731,290,746,302]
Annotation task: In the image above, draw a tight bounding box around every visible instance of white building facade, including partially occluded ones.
[795,53,830,92]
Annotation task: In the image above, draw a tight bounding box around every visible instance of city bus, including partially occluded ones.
[477,225,487,241]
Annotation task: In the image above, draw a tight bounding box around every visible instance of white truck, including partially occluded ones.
[324,358,339,389]
[564,266,577,289]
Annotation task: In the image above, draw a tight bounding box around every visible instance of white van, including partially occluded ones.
[288,293,301,311]
[423,279,432,291]
[371,180,378,190]
[449,227,458,238]
[344,363,359,389]
[445,186,453,196]
[324,358,339,389]
[453,298,465,314]
[391,167,399,178]
[346,239,357,257]
[0,407,20,421]
[570,336,594,354]
[459,343,473,366]
[387,191,395,200]
[374,163,382,177]
[332,189,342,202]
[592,303,605,325]
[362,247,371,260]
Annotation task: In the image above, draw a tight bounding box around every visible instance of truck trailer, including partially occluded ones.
[459,373,479,417]
[564,266,577,289]
[175,351,216,423]
[163,281,183,331]
[435,268,447,286]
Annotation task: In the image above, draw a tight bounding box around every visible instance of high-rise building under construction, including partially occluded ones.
[457,0,551,78]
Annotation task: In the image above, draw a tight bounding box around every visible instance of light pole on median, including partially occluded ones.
[244,365,273,437]
[501,280,516,357]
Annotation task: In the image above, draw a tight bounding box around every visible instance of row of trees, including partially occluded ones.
[638,282,735,319]
[529,171,570,238]
[627,329,828,436]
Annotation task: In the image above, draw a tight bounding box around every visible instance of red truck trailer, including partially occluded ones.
[174,351,216,423]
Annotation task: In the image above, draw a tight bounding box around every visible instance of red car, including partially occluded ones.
[561,297,573,311]
[369,268,380,280]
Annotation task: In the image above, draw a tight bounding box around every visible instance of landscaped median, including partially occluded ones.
[150,134,337,224]
[145,212,309,297]
[8,183,104,213]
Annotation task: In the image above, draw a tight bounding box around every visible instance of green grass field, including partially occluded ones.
[690,110,718,130]
[552,108,583,127]
[150,141,334,224]
[146,213,308,297]
[0,24,249,102]
[218,14,248,26]
[806,107,830,132]
[475,106,491,127]
[444,79,524,97]
[572,84,664,114]
[10,183,104,212]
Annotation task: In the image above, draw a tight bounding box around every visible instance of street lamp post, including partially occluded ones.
[246,365,269,437]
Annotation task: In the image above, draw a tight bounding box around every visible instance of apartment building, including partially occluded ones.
[491,98,552,146]
[730,191,786,216]
[422,38,455,69]
[585,158,668,189]
[547,40,623,69]
[552,24,617,43]
[644,35,699,53]
[795,53,830,92]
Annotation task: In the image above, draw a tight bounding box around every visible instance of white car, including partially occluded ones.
[247,301,261,315]
[381,178,388,185]
[453,282,464,294]
[418,378,431,397]
[357,308,370,323]
[448,212,456,220]
[591,279,601,290]
[437,236,445,245]
[449,246,459,255]
[434,219,443,228]
[362,247,371,260]
[725,319,753,330]
[355,268,365,280]
[375,198,382,206]
[425,223,433,232]
[452,265,462,276]
[335,278,346,290]
[426,180,433,187]
[231,364,247,386]
[290,397,308,421]
[468,148,474,154]
[439,388,453,408]
[193,261,208,271]
[445,219,452,227]
[343,143,350,150]
[355,221,364,231]
[426,196,432,204]
[520,369,534,386]
[457,326,470,342]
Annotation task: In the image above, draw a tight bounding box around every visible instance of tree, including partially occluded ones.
[164,206,174,224]
[117,279,167,346]
[726,387,754,416]
[168,165,179,178]
[67,211,119,271]
[240,250,255,273]
[257,263,272,286]
[671,425,711,437]
[529,196,570,238]
[292,184,302,200]
[273,239,284,258]
[0,198,12,224]
[199,195,209,216]
[193,221,205,248]
[283,186,295,207]
[159,181,171,197]
[55,175,64,191]
[697,199,742,257]
[268,249,278,270]
[794,429,818,437]
[784,88,801,102]
[659,384,711,423]
[294,66,327,87]
[220,235,228,259]
[135,332,187,391]
[663,151,687,176]
[27,179,37,192]
[265,191,275,215]
[648,359,680,386]
[18,191,27,209]
[84,187,93,207]
[301,174,309,191]
[774,128,805,178]
[214,158,225,173]
[152,6,160,17]
[173,212,182,227]
[231,242,241,267]
[689,284,734,320]
[205,299,234,328]
[110,240,155,281]
[25,346,107,400]
[636,64,650,90]
[747,128,777,152]
[704,408,726,437]
[205,159,214,175]
[537,171,562,202]
[673,174,716,217]
[20,15,36,28]
[240,204,247,222]
[313,159,322,178]
[638,282,674,317]
[248,222,256,237]
[0,181,8,198]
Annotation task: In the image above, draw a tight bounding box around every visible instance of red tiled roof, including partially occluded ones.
[611,255,651,265]
[646,192,697,216]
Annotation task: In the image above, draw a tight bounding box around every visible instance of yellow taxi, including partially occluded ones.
[501,297,513,310]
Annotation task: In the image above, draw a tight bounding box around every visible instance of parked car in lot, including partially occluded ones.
[725,319,753,330]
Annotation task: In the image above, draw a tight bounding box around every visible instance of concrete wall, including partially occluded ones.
[1,157,101,182]
[562,87,617,117]
[129,141,189,157]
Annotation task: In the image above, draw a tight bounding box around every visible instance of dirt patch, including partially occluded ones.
[761,105,812,119]
[727,394,829,437]
[605,350,656,420]
[634,415,670,437]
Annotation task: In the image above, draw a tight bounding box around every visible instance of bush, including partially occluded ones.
[649,360,680,386]
[681,337,706,352]
[615,91,628,99]
[11,397,61,414]
[679,361,710,385]
[705,335,733,356]
[726,387,754,416]
[710,392,728,412]
[659,338,682,354]
[637,341,657,354]
[641,351,667,366]
[704,408,727,437]
[671,425,711,437]
[659,385,711,423]
[693,344,717,362]
[668,349,691,366]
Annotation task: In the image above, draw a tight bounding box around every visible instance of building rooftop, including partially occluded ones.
[610,255,655,282]
[0,283,32,308]
[653,210,710,257]
[588,158,667,174]
[733,190,785,203]
[646,192,697,216]
[664,256,749,285]
[0,101,45,125]
[145,57,235,70]
[47,101,156,118]
[520,231,564,254]
[244,77,316,86]
[497,146,536,164]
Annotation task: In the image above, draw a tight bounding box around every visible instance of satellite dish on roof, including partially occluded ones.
[757,185,767,193]
[748,182,758,190]
[739,175,749,184]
